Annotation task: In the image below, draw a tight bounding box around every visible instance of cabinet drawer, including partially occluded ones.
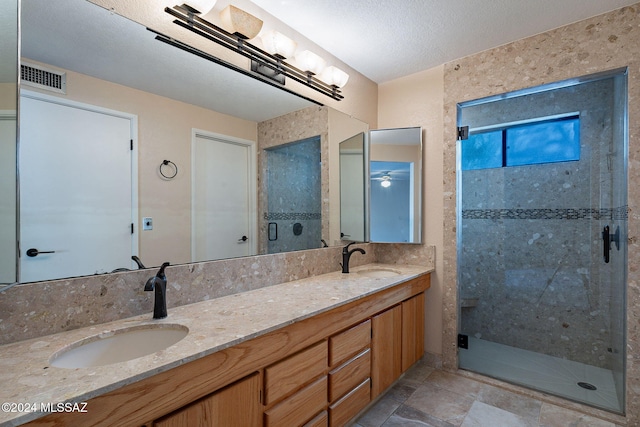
[328,378,371,427]
[304,410,328,427]
[265,340,328,405]
[265,376,328,427]
[329,319,371,366]
[328,349,370,402]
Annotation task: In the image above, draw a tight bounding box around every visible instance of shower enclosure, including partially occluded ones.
[265,136,322,254]
[457,71,627,413]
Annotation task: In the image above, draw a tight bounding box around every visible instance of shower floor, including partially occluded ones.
[459,337,623,413]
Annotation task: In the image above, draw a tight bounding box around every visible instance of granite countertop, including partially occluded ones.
[0,263,431,426]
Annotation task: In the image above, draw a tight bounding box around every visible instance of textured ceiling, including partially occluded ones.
[250,0,639,83]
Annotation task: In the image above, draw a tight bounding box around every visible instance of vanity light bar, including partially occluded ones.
[151,30,322,106]
[164,5,344,101]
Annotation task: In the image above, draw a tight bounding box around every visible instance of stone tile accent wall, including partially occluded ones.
[443,3,640,422]
[265,136,323,253]
[257,106,330,255]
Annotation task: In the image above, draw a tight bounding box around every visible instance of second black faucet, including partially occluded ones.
[341,242,366,273]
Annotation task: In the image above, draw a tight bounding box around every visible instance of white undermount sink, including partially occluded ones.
[49,324,189,368]
[356,268,402,278]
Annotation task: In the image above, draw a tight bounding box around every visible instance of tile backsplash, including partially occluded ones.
[0,243,434,346]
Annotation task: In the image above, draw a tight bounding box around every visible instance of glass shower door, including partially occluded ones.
[457,71,627,413]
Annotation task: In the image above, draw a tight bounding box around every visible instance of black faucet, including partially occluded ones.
[132,255,146,269]
[144,262,170,319]
[341,242,366,273]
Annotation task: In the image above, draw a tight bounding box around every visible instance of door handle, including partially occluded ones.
[238,235,248,242]
[602,225,621,264]
[26,248,56,257]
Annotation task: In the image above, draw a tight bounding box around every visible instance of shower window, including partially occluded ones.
[462,115,580,170]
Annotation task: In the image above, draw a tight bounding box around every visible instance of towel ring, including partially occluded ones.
[159,160,178,179]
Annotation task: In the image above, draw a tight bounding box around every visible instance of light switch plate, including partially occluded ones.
[142,217,153,230]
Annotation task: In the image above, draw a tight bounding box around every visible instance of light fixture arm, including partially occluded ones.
[164,5,344,101]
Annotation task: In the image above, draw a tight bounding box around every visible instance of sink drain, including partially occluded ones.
[577,382,597,390]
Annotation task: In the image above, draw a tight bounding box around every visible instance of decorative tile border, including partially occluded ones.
[462,206,628,220]
[264,212,322,220]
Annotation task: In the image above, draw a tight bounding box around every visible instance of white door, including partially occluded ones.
[19,95,134,282]
[192,132,256,261]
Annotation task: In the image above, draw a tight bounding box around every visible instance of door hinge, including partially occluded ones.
[130,139,133,150]
[457,334,469,349]
[131,223,134,234]
[457,126,469,140]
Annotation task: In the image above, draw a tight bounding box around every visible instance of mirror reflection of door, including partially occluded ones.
[191,132,256,262]
[369,127,422,243]
[339,132,366,242]
[19,94,135,282]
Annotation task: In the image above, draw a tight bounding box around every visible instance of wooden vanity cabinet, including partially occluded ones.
[26,273,430,427]
[151,372,261,427]
[371,292,426,399]
[402,292,425,372]
[264,341,329,427]
[371,304,402,399]
[327,320,372,426]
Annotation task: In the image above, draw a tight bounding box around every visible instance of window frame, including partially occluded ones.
[462,112,580,170]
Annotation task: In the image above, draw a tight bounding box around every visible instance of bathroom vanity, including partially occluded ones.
[0,264,430,427]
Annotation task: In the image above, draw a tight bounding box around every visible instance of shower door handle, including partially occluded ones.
[603,226,610,263]
[603,225,621,264]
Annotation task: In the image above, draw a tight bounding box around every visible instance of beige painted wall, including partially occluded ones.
[0,83,16,109]
[22,62,257,268]
[377,66,445,357]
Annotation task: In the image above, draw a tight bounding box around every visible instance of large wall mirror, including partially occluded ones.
[1,0,371,286]
[4,0,419,287]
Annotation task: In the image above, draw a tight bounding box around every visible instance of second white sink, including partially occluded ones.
[50,324,189,368]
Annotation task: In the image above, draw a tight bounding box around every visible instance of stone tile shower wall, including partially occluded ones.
[257,106,329,255]
[459,78,620,368]
[266,137,322,253]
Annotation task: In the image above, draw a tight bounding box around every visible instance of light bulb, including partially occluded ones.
[295,50,326,75]
[321,66,349,88]
[260,30,297,59]
[381,180,391,188]
[219,5,263,40]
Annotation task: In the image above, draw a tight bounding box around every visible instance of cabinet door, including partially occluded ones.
[153,372,261,427]
[402,292,425,372]
[370,305,402,399]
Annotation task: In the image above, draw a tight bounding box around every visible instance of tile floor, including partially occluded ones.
[353,361,623,427]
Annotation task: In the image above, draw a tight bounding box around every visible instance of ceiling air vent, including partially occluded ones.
[21,63,67,94]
